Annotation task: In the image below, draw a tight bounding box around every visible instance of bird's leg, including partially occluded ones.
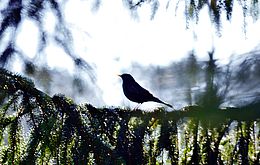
[133,103,142,110]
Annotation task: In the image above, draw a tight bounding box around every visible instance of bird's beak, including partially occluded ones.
[117,74,121,77]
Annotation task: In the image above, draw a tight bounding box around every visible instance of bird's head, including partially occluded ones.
[118,73,135,82]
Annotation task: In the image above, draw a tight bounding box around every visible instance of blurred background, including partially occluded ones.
[0,0,259,109]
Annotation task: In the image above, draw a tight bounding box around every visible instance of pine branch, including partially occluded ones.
[0,68,259,164]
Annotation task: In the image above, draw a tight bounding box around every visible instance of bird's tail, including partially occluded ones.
[153,97,173,108]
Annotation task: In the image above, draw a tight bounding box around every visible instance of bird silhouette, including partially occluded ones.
[119,73,173,108]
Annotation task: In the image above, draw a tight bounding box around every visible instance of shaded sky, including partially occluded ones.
[12,0,260,108]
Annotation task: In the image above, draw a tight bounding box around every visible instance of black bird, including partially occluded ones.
[119,73,173,108]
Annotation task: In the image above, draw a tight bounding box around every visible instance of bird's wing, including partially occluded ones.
[131,82,173,107]
[123,80,154,103]
[131,81,154,99]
